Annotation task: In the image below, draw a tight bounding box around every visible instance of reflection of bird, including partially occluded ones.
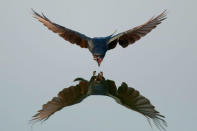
[32,10,167,66]
[32,71,167,130]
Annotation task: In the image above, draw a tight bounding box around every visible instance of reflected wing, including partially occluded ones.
[108,10,167,49]
[32,81,89,122]
[116,82,167,130]
[105,80,118,95]
[32,10,91,48]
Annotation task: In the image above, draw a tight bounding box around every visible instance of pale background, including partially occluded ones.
[0,0,196,131]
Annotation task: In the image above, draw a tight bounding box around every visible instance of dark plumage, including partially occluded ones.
[32,71,167,130]
[32,10,167,66]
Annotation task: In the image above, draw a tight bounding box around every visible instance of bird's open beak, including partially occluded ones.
[97,58,103,66]
[93,56,103,66]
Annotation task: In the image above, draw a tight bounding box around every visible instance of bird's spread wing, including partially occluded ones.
[116,82,167,130]
[108,10,167,49]
[32,10,91,48]
[31,81,89,122]
[105,80,117,94]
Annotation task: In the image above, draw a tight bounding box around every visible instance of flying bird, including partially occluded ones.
[32,71,167,130]
[32,10,167,66]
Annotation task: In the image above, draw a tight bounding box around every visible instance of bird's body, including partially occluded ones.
[90,37,109,56]
[32,10,167,66]
[32,71,167,130]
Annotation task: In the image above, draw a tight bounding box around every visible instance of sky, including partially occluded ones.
[0,0,197,131]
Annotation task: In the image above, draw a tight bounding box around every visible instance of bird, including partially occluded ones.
[32,10,167,66]
[31,71,167,130]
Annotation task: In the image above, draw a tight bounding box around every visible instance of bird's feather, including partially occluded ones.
[108,10,167,49]
[116,82,167,130]
[31,81,89,121]
[32,9,91,48]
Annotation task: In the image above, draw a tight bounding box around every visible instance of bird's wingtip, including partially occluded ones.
[31,8,39,18]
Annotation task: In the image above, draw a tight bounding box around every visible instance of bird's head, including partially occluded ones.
[93,55,104,66]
